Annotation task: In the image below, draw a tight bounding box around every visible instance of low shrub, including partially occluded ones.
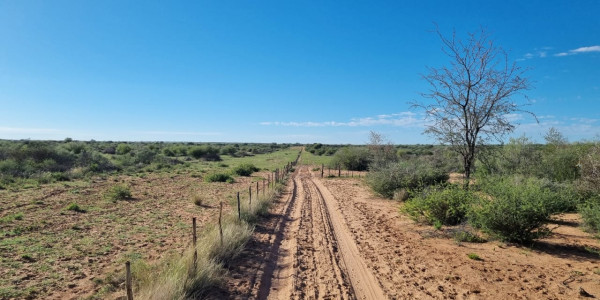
[579,196,600,234]
[402,185,476,225]
[204,173,234,183]
[66,203,85,213]
[233,163,259,176]
[367,160,448,199]
[469,176,554,243]
[453,229,486,243]
[107,184,132,201]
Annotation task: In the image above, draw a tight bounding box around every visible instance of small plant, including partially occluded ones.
[107,184,132,201]
[593,268,600,275]
[233,163,259,176]
[204,173,234,183]
[433,220,442,230]
[66,203,85,213]
[467,253,482,261]
[13,212,24,220]
[312,167,321,171]
[453,229,486,243]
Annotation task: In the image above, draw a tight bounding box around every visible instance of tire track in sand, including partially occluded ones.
[260,166,385,299]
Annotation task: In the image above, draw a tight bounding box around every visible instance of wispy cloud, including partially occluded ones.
[519,48,550,60]
[554,45,600,57]
[260,112,425,128]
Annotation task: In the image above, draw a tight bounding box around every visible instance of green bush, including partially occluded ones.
[367,160,448,198]
[66,203,85,213]
[233,163,259,176]
[190,145,221,161]
[579,196,600,234]
[469,176,554,243]
[107,184,132,201]
[402,185,477,225]
[204,173,234,183]
[330,147,370,171]
[116,143,132,155]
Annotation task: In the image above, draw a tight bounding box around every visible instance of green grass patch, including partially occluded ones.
[204,173,234,183]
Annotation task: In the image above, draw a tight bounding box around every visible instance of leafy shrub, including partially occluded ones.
[107,184,132,201]
[467,253,482,261]
[66,203,85,213]
[367,160,448,198]
[402,185,477,225]
[330,147,370,171]
[453,229,486,243]
[190,146,221,161]
[116,143,132,155]
[204,173,234,183]
[233,163,259,176]
[469,176,554,243]
[579,196,600,234]
[576,143,600,196]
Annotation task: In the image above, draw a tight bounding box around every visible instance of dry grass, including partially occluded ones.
[134,182,284,299]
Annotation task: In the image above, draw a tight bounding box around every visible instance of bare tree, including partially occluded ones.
[413,27,534,187]
[367,131,397,170]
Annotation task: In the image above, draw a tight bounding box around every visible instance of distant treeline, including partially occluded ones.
[0,139,291,187]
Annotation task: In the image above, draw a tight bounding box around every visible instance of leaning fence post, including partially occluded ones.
[126,261,133,300]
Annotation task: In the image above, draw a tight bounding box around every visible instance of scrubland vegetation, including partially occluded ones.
[364,129,600,244]
[0,140,298,299]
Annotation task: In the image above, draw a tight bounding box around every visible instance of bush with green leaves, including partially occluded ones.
[330,147,370,171]
[107,184,132,201]
[204,173,234,183]
[233,163,259,176]
[579,196,600,234]
[189,145,221,161]
[402,185,477,225]
[367,159,448,199]
[469,176,556,243]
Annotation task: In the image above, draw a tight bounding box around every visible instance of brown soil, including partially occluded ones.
[210,166,600,299]
[0,171,266,300]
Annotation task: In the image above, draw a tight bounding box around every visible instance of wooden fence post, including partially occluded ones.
[192,217,197,270]
[321,164,324,178]
[256,181,259,202]
[219,201,223,246]
[237,192,241,220]
[249,186,252,210]
[126,261,133,300]
[263,179,265,197]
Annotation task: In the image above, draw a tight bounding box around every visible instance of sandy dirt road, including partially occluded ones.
[209,165,600,300]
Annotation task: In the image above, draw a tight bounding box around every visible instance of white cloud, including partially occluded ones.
[260,112,425,128]
[554,45,600,57]
[571,46,600,53]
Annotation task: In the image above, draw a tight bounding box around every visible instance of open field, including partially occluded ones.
[2,143,600,299]
[208,165,600,299]
[0,147,300,299]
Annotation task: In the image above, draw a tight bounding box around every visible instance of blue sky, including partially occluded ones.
[1,1,599,144]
